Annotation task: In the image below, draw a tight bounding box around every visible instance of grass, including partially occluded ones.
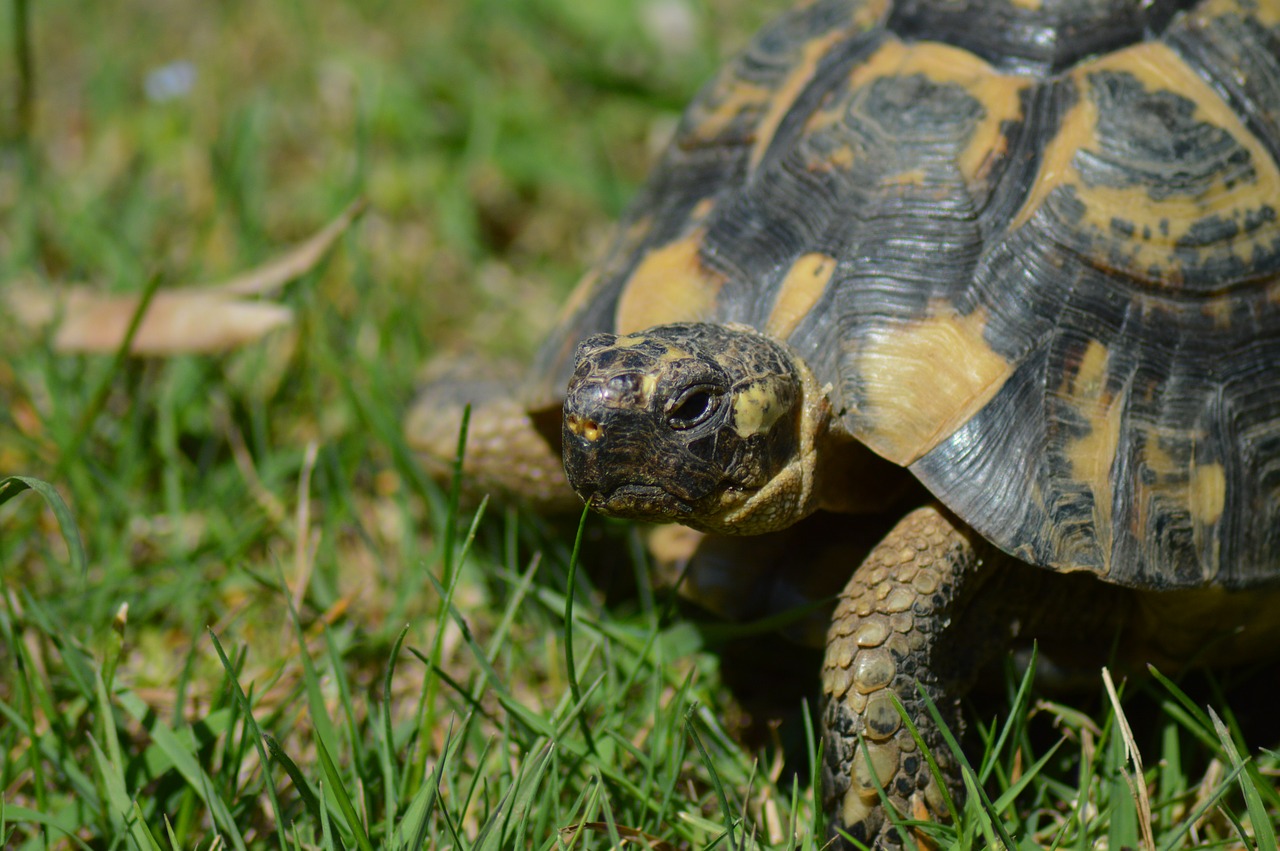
[1,0,1278,848]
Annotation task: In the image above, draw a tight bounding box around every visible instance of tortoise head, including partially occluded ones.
[562,323,828,535]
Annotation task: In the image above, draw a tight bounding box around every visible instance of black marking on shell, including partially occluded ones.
[887,0,1199,75]
[1164,3,1280,173]
[1076,70,1256,199]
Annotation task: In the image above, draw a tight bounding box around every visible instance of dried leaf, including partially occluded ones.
[50,291,292,354]
[5,198,365,355]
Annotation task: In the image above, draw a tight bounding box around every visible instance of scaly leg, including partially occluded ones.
[404,377,576,512]
[821,503,1137,848]
[821,505,1000,848]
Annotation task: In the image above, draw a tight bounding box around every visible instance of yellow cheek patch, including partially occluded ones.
[614,230,725,335]
[766,252,837,339]
[854,302,1014,466]
[732,380,788,438]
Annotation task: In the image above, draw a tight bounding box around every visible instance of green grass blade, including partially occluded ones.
[261,733,332,836]
[0,476,87,576]
[563,504,597,755]
[396,720,453,851]
[913,685,1018,850]
[89,672,160,851]
[0,804,94,850]
[315,734,375,851]
[206,629,289,851]
[1155,757,1247,851]
[62,271,163,468]
[991,737,1065,812]
[318,778,337,851]
[380,624,410,829]
[474,742,556,851]
[980,644,1038,783]
[1210,707,1277,851]
[115,690,247,851]
[686,705,738,851]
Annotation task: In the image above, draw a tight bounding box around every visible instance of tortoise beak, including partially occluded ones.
[592,483,695,520]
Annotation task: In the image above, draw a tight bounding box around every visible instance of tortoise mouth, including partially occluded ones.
[591,483,695,521]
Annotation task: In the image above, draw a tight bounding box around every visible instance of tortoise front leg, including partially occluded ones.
[821,505,1003,849]
[405,381,576,512]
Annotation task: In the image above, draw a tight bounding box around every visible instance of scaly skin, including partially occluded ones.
[405,381,575,512]
[820,505,1145,848]
[821,505,979,848]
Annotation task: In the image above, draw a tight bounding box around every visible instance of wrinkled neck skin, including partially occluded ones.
[708,350,837,535]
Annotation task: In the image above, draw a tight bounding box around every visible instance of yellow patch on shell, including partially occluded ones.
[881,167,929,186]
[731,379,789,438]
[1131,426,1227,580]
[1192,0,1280,28]
[766,252,837,339]
[746,29,852,170]
[1201,296,1236,329]
[1190,462,1226,525]
[801,39,1029,186]
[690,197,717,221]
[1010,41,1280,282]
[681,8,878,170]
[855,301,1014,466]
[554,217,652,329]
[614,230,725,335]
[1063,340,1124,574]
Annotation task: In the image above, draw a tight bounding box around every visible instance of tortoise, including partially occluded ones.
[408,0,1280,845]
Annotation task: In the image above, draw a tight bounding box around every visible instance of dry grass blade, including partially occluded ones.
[1102,667,1156,851]
[292,441,322,611]
[215,198,367,297]
[559,821,678,851]
[5,198,365,354]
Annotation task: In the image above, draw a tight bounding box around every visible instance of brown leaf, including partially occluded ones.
[5,198,365,355]
[49,290,293,355]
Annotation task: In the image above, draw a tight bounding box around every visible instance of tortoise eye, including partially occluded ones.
[666,385,720,430]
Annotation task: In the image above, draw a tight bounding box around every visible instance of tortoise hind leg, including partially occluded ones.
[821,505,1009,848]
[404,376,576,511]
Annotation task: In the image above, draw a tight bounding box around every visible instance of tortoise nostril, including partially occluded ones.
[565,413,602,442]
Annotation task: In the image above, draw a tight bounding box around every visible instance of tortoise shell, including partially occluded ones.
[530,0,1280,590]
